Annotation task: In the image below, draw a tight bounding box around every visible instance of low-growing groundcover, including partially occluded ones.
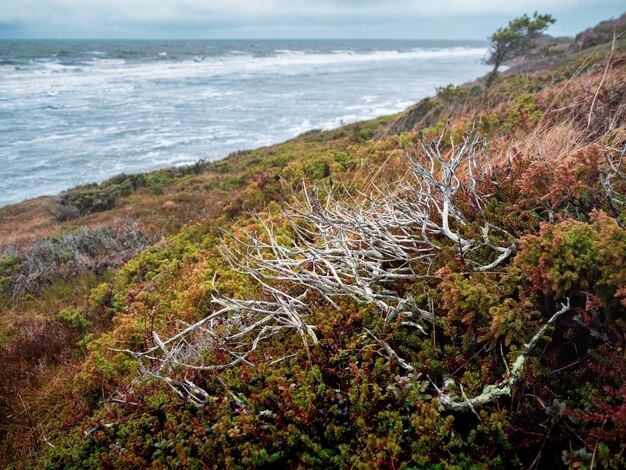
[40,140,626,469]
[1,15,626,470]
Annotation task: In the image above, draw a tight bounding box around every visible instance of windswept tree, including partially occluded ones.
[486,12,556,87]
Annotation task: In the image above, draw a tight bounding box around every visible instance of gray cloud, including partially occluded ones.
[0,0,624,38]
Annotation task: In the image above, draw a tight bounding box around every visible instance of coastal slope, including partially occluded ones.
[1,17,625,468]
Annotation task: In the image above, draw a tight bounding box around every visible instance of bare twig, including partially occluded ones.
[438,299,570,412]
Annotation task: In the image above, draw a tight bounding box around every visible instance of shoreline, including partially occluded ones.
[0,110,402,210]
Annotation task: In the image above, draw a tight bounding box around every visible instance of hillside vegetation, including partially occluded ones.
[1,17,625,469]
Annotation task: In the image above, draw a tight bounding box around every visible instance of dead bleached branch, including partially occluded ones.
[394,125,516,271]
[113,288,318,405]
[601,144,626,222]
[120,127,519,403]
[1,218,149,299]
[437,299,570,412]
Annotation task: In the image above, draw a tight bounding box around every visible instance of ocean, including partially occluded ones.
[0,39,489,207]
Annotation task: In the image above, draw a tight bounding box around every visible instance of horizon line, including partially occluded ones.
[0,37,490,41]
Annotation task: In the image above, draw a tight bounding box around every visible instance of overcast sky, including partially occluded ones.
[0,0,624,40]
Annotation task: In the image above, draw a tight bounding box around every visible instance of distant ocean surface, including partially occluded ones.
[0,40,489,206]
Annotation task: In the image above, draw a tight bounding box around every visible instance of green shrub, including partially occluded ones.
[57,308,91,331]
[515,212,626,308]
[436,83,469,103]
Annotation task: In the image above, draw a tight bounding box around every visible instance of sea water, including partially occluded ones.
[0,39,489,206]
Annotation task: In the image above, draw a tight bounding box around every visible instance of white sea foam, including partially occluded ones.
[288,119,313,136]
[0,42,491,206]
[0,47,487,97]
